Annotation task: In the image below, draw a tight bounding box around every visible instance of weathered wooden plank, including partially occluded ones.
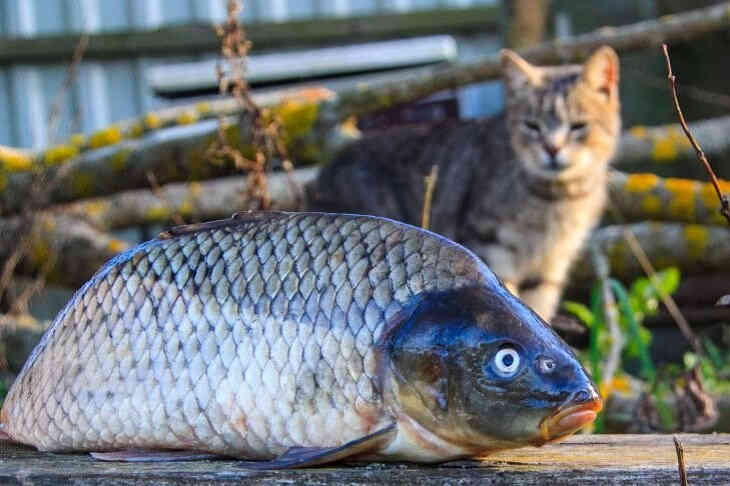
[0,435,728,485]
[0,7,499,64]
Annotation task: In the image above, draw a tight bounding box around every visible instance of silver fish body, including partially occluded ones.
[2,212,600,466]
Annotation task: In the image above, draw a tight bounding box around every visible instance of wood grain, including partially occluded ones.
[1,434,728,485]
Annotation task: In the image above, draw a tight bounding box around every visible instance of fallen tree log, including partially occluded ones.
[3,163,726,289]
[615,116,730,176]
[571,221,730,286]
[5,112,730,218]
[62,167,317,230]
[0,214,129,289]
[57,161,730,232]
[608,171,730,227]
[3,2,730,215]
[0,314,48,373]
[0,94,343,217]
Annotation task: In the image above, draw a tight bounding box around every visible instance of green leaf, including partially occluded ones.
[563,301,594,327]
[653,267,681,296]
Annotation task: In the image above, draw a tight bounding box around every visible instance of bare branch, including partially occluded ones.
[662,44,730,225]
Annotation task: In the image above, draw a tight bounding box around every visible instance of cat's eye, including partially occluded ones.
[523,120,540,132]
[570,122,587,132]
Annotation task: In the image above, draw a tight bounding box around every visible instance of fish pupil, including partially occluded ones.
[502,354,514,367]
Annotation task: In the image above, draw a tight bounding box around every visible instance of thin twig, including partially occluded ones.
[47,34,89,144]
[205,0,297,212]
[421,165,439,230]
[0,34,89,314]
[145,171,184,226]
[662,44,730,225]
[621,224,702,355]
[673,435,688,486]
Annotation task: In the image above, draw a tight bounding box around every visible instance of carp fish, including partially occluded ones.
[2,212,601,467]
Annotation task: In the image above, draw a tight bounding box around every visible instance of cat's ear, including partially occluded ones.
[581,46,619,99]
[501,49,542,91]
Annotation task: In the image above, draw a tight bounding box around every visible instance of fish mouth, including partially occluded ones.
[536,398,603,444]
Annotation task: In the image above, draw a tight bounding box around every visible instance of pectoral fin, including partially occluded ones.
[90,450,224,462]
[238,423,397,469]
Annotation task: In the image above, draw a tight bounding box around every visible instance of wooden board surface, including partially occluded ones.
[1,434,728,485]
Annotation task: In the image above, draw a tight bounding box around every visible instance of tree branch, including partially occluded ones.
[662,44,730,225]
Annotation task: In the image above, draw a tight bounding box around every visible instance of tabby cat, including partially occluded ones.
[309,46,621,321]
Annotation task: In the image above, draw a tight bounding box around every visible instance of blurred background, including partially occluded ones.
[3,0,730,434]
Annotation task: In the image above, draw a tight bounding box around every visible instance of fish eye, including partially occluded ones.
[523,120,540,133]
[538,356,556,374]
[493,346,521,377]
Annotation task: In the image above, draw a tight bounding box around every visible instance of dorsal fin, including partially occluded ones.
[157,211,290,240]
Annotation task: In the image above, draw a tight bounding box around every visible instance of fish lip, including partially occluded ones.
[535,398,603,445]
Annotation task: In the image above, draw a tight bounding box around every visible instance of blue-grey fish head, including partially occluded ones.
[380,285,601,456]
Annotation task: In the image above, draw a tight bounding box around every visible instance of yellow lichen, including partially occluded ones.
[665,178,697,221]
[145,206,170,222]
[640,195,662,215]
[178,200,194,216]
[195,102,212,115]
[129,122,144,139]
[88,126,122,149]
[144,113,162,130]
[272,100,319,145]
[699,183,720,211]
[71,172,94,197]
[0,147,33,171]
[189,181,203,198]
[110,149,131,171]
[652,137,678,161]
[625,173,660,193]
[628,125,648,139]
[81,200,107,218]
[176,111,198,125]
[684,224,708,260]
[69,133,86,147]
[107,239,127,254]
[29,241,51,267]
[43,144,79,166]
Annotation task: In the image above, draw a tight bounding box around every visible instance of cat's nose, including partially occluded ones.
[542,142,561,159]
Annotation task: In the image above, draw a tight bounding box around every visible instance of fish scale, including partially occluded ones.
[3,212,486,458]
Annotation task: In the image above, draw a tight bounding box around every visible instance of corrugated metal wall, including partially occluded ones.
[0,0,500,148]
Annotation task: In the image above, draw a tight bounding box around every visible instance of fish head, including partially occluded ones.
[382,286,601,457]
